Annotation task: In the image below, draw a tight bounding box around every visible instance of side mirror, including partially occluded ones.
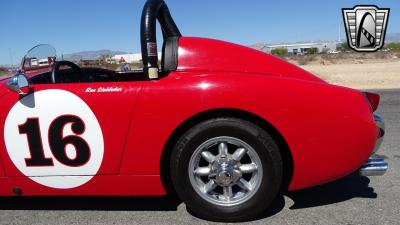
[7,74,30,95]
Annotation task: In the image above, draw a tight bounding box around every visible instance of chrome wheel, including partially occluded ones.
[188,136,263,206]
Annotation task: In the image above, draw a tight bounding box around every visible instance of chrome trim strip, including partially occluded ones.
[373,114,385,154]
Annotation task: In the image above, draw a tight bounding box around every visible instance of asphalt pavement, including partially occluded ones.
[0,89,399,225]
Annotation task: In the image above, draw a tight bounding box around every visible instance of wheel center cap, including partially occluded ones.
[211,158,241,186]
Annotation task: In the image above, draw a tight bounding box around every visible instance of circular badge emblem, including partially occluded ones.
[4,89,104,189]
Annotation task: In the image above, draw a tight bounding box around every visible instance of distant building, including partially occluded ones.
[105,57,116,64]
[259,42,338,56]
[112,53,162,64]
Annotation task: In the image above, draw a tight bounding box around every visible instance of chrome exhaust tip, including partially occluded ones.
[359,156,388,176]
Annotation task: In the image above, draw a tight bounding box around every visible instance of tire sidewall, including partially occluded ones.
[171,118,282,221]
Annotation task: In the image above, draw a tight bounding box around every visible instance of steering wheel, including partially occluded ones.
[51,61,83,84]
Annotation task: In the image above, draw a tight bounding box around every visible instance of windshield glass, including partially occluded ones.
[64,52,161,72]
[23,44,56,71]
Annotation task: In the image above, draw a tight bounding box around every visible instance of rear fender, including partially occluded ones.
[120,72,376,191]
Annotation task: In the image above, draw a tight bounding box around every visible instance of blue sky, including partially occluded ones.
[0,0,399,65]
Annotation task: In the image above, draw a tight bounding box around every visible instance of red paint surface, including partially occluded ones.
[0,155,4,177]
[0,37,378,196]
[177,37,324,83]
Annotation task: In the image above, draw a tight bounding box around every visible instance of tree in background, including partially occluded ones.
[385,43,400,51]
[337,42,351,52]
[271,48,288,58]
[307,47,319,54]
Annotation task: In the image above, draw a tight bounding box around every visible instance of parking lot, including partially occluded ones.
[0,89,398,225]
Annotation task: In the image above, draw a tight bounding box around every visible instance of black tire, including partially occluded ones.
[170,118,282,222]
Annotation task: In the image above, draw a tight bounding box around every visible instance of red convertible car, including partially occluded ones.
[0,0,387,222]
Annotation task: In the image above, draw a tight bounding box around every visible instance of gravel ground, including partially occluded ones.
[301,60,400,90]
[0,89,398,225]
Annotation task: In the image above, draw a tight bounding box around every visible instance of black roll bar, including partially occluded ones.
[141,0,181,79]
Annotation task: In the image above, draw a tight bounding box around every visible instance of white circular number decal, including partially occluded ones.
[4,89,104,189]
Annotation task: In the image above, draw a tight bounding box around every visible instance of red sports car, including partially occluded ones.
[0,0,387,222]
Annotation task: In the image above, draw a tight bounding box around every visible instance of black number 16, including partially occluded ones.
[19,115,91,167]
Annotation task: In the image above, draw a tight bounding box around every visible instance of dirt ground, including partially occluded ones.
[295,54,400,90]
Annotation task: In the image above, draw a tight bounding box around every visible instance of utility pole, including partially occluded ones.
[8,48,15,70]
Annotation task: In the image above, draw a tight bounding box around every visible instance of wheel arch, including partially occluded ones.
[160,108,294,196]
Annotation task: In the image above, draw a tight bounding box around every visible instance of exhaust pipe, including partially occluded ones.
[359,156,388,176]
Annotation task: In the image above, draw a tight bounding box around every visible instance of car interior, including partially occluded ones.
[29,37,178,85]
[29,68,146,84]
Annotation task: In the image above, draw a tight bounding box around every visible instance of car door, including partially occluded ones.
[0,81,141,181]
[0,155,4,177]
